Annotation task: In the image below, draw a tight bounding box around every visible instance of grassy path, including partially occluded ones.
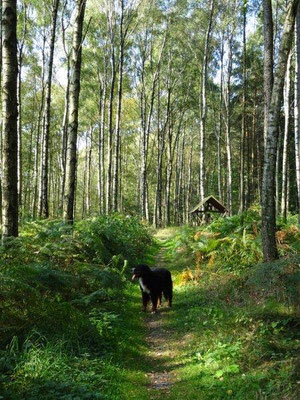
[146,229,177,399]
[139,227,300,400]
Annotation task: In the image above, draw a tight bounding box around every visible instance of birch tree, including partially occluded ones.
[281,51,292,221]
[199,0,215,203]
[39,0,59,218]
[263,0,274,148]
[295,1,300,224]
[63,0,86,223]
[1,0,18,237]
[262,0,299,261]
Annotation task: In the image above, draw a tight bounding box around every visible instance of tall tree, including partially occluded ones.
[105,4,116,214]
[262,0,299,261]
[199,0,215,203]
[263,0,274,148]
[39,0,59,218]
[16,3,27,215]
[63,0,86,223]
[295,1,300,225]
[281,51,292,221]
[224,26,234,216]
[112,0,125,212]
[1,0,18,237]
[239,0,247,213]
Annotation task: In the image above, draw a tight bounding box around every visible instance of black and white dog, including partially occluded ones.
[131,264,173,313]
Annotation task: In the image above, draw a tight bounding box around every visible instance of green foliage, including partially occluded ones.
[0,216,151,399]
[169,211,262,275]
[75,214,152,266]
[156,227,300,400]
[209,208,261,237]
[247,255,300,307]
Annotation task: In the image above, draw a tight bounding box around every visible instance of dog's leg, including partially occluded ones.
[157,292,162,308]
[163,289,172,308]
[150,293,158,313]
[142,292,150,312]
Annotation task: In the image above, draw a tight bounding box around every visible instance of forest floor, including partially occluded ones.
[139,227,300,400]
[146,229,177,399]
[1,221,299,400]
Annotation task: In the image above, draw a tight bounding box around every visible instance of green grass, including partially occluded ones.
[0,285,150,400]
[150,223,300,400]
[0,215,153,400]
[1,213,300,399]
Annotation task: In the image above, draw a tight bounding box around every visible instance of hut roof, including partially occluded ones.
[189,195,227,214]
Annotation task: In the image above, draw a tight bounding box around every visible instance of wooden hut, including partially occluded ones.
[189,195,227,224]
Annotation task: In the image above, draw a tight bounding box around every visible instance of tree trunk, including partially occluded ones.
[106,42,116,215]
[224,31,233,216]
[295,2,300,225]
[86,128,93,215]
[186,137,193,224]
[165,114,183,226]
[217,34,224,203]
[262,0,299,261]
[59,62,70,215]
[112,0,124,212]
[153,76,165,227]
[81,133,88,218]
[199,0,215,203]
[239,0,247,213]
[39,0,59,218]
[16,3,27,218]
[1,0,18,237]
[63,0,86,224]
[31,35,46,218]
[263,0,274,147]
[60,3,71,215]
[281,51,292,221]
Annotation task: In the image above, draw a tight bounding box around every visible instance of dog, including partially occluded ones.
[131,264,173,313]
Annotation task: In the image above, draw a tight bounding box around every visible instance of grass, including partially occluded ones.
[0,215,153,400]
[1,214,300,399]
[1,285,150,400]
[149,224,300,400]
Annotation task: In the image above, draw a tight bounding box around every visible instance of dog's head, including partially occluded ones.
[131,264,151,281]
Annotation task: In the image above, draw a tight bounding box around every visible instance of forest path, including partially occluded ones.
[146,228,178,399]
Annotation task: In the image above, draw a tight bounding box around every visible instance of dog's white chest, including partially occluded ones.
[139,278,150,294]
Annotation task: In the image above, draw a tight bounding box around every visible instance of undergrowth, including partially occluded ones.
[157,211,300,400]
[0,214,152,400]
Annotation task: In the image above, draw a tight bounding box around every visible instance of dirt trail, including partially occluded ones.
[146,230,176,399]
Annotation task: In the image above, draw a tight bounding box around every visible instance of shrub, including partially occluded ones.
[247,255,300,307]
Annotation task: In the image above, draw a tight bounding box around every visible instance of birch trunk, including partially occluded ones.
[31,35,46,218]
[224,32,233,216]
[199,0,215,203]
[60,3,71,215]
[86,128,93,215]
[112,0,124,212]
[281,51,292,220]
[106,44,116,214]
[239,0,247,213]
[63,0,86,223]
[98,77,106,215]
[217,35,224,202]
[0,0,3,225]
[262,0,299,261]
[295,2,300,225]
[263,0,274,147]
[186,138,193,224]
[39,0,59,218]
[16,4,27,217]
[1,0,18,237]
